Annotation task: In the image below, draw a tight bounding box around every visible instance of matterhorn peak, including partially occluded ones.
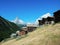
[12,17,24,24]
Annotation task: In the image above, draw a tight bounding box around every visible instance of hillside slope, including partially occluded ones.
[1,23,60,45]
[0,16,20,42]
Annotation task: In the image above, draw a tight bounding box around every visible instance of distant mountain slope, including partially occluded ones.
[1,23,60,45]
[0,16,20,42]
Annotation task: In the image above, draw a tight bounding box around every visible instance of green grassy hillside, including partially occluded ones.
[0,16,20,42]
[1,23,60,45]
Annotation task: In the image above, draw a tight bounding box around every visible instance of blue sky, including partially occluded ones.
[0,0,60,23]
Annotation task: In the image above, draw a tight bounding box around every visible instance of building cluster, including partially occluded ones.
[10,10,60,38]
[38,10,60,26]
[10,23,37,38]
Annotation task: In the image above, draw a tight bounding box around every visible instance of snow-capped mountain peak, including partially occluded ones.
[12,17,24,24]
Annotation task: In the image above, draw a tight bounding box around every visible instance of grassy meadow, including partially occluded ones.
[1,23,60,45]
